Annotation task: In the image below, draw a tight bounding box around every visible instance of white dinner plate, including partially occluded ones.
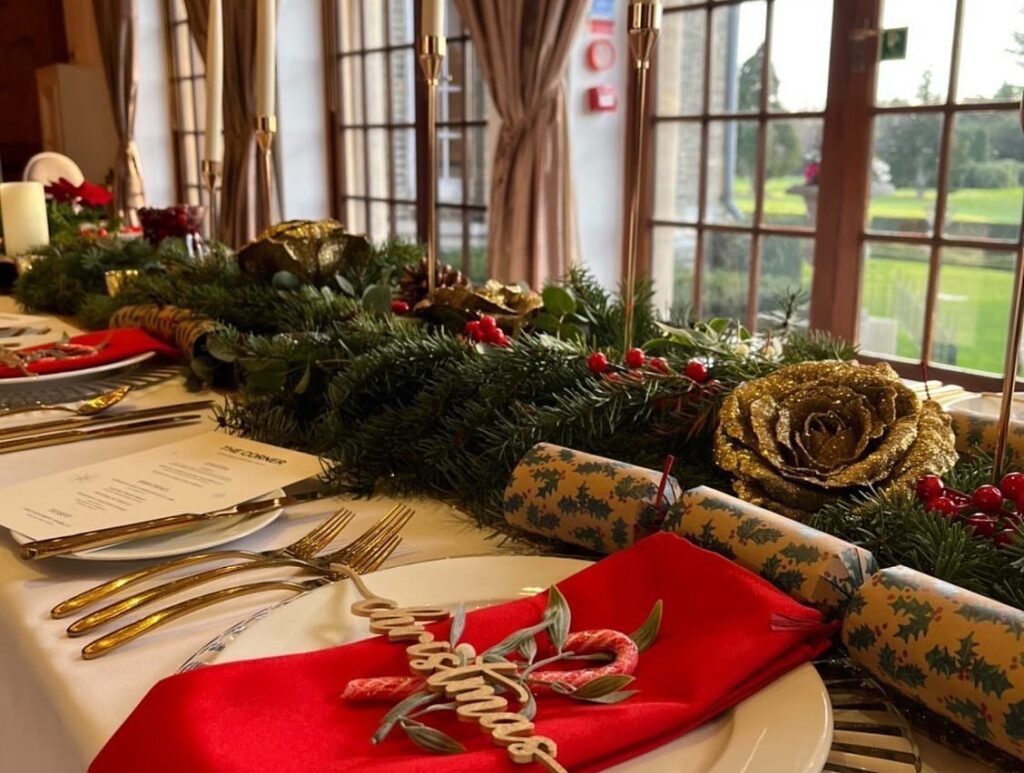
[10,487,285,561]
[183,555,833,772]
[0,351,156,389]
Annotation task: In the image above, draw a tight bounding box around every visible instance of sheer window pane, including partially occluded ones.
[708,1,766,115]
[653,123,701,223]
[868,112,942,235]
[657,10,705,117]
[702,231,751,320]
[706,120,757,225]
[858,242,930,361]
[760,236,813,329]
[651,226,696,320]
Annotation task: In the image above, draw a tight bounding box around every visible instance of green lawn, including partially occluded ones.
[712,179,1022,374]
[732,176,1023,227]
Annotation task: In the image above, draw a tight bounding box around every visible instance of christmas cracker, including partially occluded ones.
[948,404,1024,462]
[843,566,1024,760]
[503,443,682,553]
[666,487,876,616]
[108,304,219,360]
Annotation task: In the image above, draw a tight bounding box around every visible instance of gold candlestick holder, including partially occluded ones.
[201,159,222,242]
[992,97,1024,480]
[622,1,662,353]
[418,34,446,295]
[253,115,277,233]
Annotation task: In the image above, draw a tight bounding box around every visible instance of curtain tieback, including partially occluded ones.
[496,91,562,157]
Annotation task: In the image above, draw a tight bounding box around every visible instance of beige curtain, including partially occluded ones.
[454,0,586,288]
[183,0,258,246]
[92,0,145,219]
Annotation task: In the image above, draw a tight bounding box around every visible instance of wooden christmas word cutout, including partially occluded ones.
[332,563,661,771]
[332,563,567,772]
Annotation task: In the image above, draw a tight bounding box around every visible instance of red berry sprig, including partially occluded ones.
[464,315,510,347]
[915,473,1023,548]
[684,359,708,383]
[624,348,645,369]
[390,299,410,315]
[587,352,609,374]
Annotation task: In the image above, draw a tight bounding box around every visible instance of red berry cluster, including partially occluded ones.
[464,315,509,347]
[915,472,1024,547]
[390,299,410,315]
[586,350,710,386]
[138,205,203,244]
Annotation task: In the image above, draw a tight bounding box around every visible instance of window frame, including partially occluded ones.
[162,0,207,212]
[324,0,489,278]
[643,0,1024,392]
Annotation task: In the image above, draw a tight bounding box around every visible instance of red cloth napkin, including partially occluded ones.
[0,329,178,378]
[90,533,835,773]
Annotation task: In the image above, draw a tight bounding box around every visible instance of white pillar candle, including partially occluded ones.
[421,0,445,38]
[255,0,276,117]
[204,0,224,164]
[0,182,49,256]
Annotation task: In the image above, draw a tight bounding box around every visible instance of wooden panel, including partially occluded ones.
[0,0,69,179]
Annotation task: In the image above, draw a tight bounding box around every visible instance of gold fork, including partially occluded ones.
[51,506,355,619]
[80,532,404,659]
[67,505,413,635]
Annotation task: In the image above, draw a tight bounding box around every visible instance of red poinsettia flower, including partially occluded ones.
[44,177,80,204]
[75,181,113,208]
[803,160,821,186]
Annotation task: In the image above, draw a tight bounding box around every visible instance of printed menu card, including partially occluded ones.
[0,432,323,540]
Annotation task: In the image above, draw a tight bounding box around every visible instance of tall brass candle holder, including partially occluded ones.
[622,1,662,353]
[254,115,277,233]
[992,99,1024,479]
[201,159,222,241]
[418,34,446,294]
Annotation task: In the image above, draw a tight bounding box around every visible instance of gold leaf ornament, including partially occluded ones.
[236,219,372,285]
[713,361,957,519]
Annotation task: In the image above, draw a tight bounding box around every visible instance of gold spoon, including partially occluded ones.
[0,385,133,418]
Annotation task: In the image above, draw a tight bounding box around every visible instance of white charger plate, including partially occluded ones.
[183,555,833,772]
[10,487,285,561]
[0,351,156,389]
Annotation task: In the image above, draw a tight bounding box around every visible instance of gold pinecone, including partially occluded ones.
[398,257,468,304]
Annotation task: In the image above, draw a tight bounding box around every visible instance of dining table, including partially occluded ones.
[0,296,1001,773]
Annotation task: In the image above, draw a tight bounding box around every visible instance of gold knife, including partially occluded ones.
[20,490,329,560]
[0,400,215,441]
[0,414,203,456]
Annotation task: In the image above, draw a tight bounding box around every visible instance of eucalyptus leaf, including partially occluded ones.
[531,312,561,334]
[449,604,466,646]
[518,635,538,664]
[542,286,576,317]
[399,720,466,755]
[371,690,437,744]
[521,690,537,720]
[629,599,663,653]
[571,674,636,700]
[293,362,312,394]
[205,335,238,363]
[544,585,570,653]
[571,689,640,705]
[189,356,214,382]
[362,283,393,316]
[335,274,356,297]
[483,617,553,660]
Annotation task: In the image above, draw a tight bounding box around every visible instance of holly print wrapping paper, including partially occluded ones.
[948,404,1024,462]
[503,443,682,553]
[665,486,877,616]
[843,566,1024,760]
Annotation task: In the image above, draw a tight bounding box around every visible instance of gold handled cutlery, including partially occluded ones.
[0,385,132,418]
[79,521,407,659]
[66,505,412,634]
[52,507,355,618]
[0,414,203,455]
[22,490,331,560]
[0,399,215,441]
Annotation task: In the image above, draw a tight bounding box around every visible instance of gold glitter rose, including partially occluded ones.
[713,361,957,519]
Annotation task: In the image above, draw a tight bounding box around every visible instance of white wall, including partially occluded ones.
[277,0,331,220]
[135,0,176,207]
[566,2,629,290]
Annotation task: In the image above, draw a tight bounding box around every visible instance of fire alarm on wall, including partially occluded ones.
[586,39,616,71]
[587,84,618,112]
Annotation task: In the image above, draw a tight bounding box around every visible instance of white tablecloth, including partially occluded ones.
[0,300,997,772]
